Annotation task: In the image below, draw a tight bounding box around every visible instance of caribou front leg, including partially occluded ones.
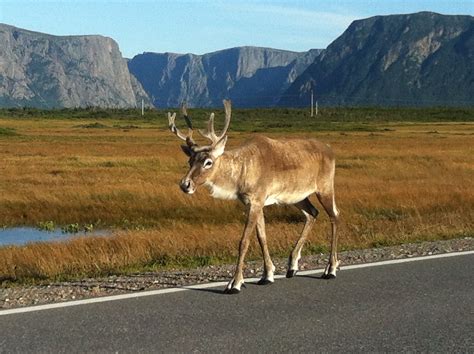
[224,204,261,294]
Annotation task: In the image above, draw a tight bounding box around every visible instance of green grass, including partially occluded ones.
[1,106,473,133]
[37,221,55,232]
[0,127,17,136]
[73,122,110,129]
[356,207,410,222]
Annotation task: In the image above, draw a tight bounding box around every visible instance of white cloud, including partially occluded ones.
[241,3,359,28]
[219,1,360,27]
[214,2,362,50]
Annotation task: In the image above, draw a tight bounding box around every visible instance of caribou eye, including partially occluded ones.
[203,158,213,169]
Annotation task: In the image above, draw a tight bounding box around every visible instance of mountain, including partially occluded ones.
[0,24,148,108]
[281,12,474,107]
[128,47,322,108]
[1,12,472,109]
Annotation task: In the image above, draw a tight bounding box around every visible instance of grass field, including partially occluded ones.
[0,107,473,283]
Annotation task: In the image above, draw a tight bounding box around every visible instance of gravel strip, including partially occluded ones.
[1,237,472,310]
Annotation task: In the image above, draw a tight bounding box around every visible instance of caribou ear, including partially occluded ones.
[181,144,193,157]
[211,136,227,158]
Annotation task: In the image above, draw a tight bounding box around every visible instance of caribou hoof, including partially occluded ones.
[223,287,241,295]
[286,269,298,278]
[224,280,245,294]
[257,279,273,285]
[322,273,336,280]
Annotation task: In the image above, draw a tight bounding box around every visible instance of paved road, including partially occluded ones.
[1,254,473,352]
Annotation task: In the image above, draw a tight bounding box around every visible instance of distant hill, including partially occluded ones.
[1,12,472,109]
[0,24,148,108]
[128,47,322,108]
[281,12,474,107]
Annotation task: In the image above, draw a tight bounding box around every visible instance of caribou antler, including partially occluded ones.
[168,102,195,146]
[199,99,231,145]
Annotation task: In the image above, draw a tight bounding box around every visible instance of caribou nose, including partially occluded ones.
[179,178,193,193]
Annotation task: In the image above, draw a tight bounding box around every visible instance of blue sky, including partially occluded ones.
[1,1,472,58]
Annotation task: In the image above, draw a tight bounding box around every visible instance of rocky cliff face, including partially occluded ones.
[2,12,471,109]
[281,12,474,107]
[0,24,148,108]
[128,47,322,108]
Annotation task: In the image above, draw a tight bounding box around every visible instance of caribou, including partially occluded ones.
[168,100,340,294]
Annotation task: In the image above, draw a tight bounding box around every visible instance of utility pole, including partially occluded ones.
[310,90,314,117]
[141,99,144,116]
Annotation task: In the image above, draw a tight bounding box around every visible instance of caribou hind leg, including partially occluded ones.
[286,198,319,278]
[317,191,340,279]
[255,209,275,285]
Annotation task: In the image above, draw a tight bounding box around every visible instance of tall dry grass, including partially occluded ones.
[0,117,473,282]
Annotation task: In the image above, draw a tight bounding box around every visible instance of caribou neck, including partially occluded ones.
[205,151,244,200]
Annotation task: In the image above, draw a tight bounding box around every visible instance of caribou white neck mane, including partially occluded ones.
[204,180,238,200]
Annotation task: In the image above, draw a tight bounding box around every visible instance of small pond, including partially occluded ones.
[0,227,110,247]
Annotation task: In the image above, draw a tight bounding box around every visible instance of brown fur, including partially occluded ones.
[208,136,336,203]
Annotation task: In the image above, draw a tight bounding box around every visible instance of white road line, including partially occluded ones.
[1,250,473,316]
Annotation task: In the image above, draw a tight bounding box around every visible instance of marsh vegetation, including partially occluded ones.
[0,107,472,282]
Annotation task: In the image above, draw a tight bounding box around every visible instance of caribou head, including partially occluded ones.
[168,100,231,194]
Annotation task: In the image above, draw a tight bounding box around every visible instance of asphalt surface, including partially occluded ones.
[1,254,473,353]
